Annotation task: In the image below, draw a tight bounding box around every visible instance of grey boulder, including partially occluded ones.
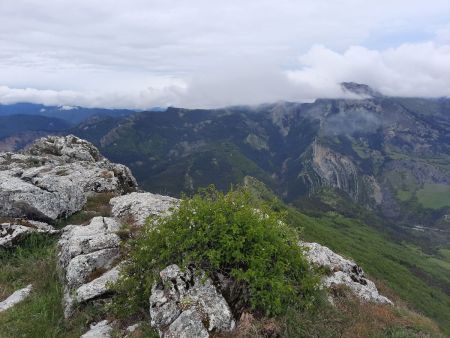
[302,242,392,304]
[110,192,179,226]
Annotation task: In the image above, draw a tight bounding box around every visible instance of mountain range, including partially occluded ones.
[1,84,450,333]
[70,86,450,250]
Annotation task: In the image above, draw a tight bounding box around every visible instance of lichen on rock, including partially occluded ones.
[110,192,179,226]
[0,135,138,222]
[58,216,122,317]
[150,264,235,337]
[302,242,392,305]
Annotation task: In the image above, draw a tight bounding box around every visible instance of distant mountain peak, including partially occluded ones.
[341,82,382,98]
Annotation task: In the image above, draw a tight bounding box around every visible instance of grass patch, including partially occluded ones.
[217,288,442,338]
[416,183,450,209]
[54,192,115,228]
[0,234,113,338]
[396,189,414,202]
[0,234,64,338]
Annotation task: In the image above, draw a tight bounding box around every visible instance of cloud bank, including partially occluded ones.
[0,1,449,109]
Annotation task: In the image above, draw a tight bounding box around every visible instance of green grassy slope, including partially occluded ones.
[245,177,450,333]
[286,209,450,333]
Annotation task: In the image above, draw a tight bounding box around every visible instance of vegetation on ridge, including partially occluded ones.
[113,186,318,317]
[0,185,445,337]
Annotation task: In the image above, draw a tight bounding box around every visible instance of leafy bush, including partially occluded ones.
[113,186,318,317]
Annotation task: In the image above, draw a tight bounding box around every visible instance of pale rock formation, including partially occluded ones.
[0,135,137,221]
[75,264,121,303]
[58,217,122,317]
[150,264,235,337]
[0,220,58,248]
[0,284,33,313]
[302,242,392,304]
[110,192,179,226]
[80,320,113,338]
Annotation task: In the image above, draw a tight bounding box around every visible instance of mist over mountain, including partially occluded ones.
[66,89,450,248]
[0,102,141,124]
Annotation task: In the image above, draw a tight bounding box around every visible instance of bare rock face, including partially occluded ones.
[311,141,360,200]
[0,220,58,248]
[0,135,137,222]
[75,265,121,304]
[302,242,392,305]
[80,320,113,338]
[150,264,235,337]
[110,192,179,226]
[165,309,209,338]
[58,217,122,317]
[0,284,33,313]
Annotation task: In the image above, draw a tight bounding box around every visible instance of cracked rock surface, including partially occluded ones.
[150,264,235,338]
[110,192,179,226]
[0,135,137,221]
[58,216,122,317]
[302,242,392,304]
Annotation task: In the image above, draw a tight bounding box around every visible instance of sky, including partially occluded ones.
[0,0,449,109]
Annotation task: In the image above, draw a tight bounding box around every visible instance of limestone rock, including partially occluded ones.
[58,217,121,270]
[124,323,142,337]
[324,271,392,304]
[58,217,122,317]
[110,192,179,226]
[81,320,113,338]
[166,309,209,338]
[0,135,137,221]
[0,220,58,248]
[65,248,119,289]
[0,284,33,313]
[75,265,121,303]
[302,242,392,305]
[150,264,235,337]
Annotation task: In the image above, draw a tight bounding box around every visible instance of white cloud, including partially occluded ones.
[0,0,449,108]
[287,43,450,99]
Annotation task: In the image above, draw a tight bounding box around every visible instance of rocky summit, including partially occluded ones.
[0,135,137,221]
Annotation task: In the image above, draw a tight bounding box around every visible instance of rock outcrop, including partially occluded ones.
[311,141,360,200]
[150,264,235,337]
[0,135,137,221]
[0,284,33,313]
[58,216,122,317]
[302,242,392,304]
[0,220,58,248]
[110,192,179,226]
[80,320,113,338]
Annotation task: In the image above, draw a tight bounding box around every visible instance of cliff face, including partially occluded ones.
[310,141,360,199]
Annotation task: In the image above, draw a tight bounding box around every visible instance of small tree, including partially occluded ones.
[113,186,318,317]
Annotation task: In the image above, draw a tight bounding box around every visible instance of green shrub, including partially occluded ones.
[113,186,318,317]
